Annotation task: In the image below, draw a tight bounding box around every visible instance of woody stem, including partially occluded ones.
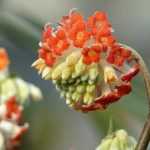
[121,44,150,150]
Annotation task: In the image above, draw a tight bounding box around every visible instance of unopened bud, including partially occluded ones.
[96,129,137,150]
[89,66,98,81]
[72,92,81,101]
[83,93,93,105]
[86,84,95,93]
[62,66,72,80]
[76,84,85,93]
[51,63,65,80]
[75,58,86,76]
[66,52,80,66]
[81,74,88,81]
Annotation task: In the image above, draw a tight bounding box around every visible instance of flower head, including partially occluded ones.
[96,129,137,150]
[32,10,139,112]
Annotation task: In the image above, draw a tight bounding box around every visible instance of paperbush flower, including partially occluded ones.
[0,48,43,149]
[32,10,139,112]
[96,129,137,150]
[0,97,28,149]
[0,48,43,104]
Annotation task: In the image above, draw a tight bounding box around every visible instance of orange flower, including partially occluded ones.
[107,45,131,66]
[32,10,140,112]
[68,20,90,47]
[0,48,10,70]
[87,11,111,37]
[82,45,102,64]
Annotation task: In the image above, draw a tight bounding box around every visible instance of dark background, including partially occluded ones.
[0,0,150,149]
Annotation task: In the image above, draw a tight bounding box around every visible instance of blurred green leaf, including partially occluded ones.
[0,12,40,49]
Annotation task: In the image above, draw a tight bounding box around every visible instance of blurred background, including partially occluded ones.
[0,0,150,149]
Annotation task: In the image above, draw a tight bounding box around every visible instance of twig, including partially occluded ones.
[121,44,150,150]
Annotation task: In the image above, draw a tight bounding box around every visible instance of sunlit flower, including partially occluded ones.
[32,10,139,112]
[96,129,137,150]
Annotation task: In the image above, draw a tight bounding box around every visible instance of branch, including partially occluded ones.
[121,44,150,150]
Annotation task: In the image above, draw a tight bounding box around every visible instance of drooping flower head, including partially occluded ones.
[32,10,139,112]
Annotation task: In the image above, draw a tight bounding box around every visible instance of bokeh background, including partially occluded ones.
[0,0,150,149]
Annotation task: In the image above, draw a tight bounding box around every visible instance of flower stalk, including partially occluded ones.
[121,44,150,150]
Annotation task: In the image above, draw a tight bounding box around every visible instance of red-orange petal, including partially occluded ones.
[116,82,132,96]
[45,53,56,67]
[121,64,140,82]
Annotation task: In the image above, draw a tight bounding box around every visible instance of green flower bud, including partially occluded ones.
[96,129,137,150]
[75,58,86,76]
[81,74,88,81]
[74,78,81,85]
[66,92,72,99]
[88,79,95,85]
[89,66,98,81]
[66,51,80,66]
[41,66,52,79]
[76,84,85,93]
[109,137,121,150]
[51,63,66,80]
[83,93,94,105]
[86,84,95,93]
[66,98,72,105]
[72,72,79,78]
[96,139,112,150]
[72,91,81,101]
[28,83,43,100]
[61,66,73,80]
[69,86,75,92]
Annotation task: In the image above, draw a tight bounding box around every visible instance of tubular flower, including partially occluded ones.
[32,10,139,112]
[0,97,28,149]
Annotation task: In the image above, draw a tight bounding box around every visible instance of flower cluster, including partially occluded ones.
[32,10,139,112]
[96,129,137,150]
[0,48,42,149]
[0,48,42,104]
[0,97,28,149]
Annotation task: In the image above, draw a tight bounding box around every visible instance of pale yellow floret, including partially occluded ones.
[104,65,118,84]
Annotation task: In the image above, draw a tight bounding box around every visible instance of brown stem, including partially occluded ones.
[121,44,150,150]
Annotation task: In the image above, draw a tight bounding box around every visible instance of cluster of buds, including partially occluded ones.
[32,10,139,112]
[0,97,28,149]
[0,48,42,104]
[96,129,137,150]
[0,48,43,149]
